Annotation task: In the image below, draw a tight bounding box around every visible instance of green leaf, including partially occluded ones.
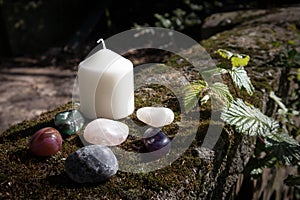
[229,66,255,95]
[265,138,300,165]
[265,132,299,146]
[221,98,279,136]
[217,49,234,60]
[249,156,277,177]
[217,49,250,67]
[200,67,227,77]
[287,40,295,45]
[154,13,172,28]
[210,82,233,107]
[231,55,250,68]
[184,80,208,112]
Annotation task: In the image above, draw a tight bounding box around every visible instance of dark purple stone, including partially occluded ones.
[142,127,171,155]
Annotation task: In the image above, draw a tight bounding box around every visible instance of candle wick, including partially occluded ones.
[97,38,106,49]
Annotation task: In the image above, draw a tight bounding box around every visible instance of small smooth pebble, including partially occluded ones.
[137,107,174,127]
[83,118,129,146]
[142,127,171,157]
[65,145,118,183]
[54,110,85,135]
[30,127,62,156]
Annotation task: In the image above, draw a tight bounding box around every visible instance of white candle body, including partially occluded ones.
[78,49,134,119]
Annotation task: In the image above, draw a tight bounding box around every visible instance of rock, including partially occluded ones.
[136,107,174,127]
[201,9,266,39]
[83,118,129,146]
[54,110,85,135]
[29,127,62,156]
[142,127,171,158]
[65,145,118,183]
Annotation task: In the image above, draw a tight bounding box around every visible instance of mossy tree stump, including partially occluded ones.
[1,6,300,200]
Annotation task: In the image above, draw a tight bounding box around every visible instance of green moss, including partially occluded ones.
[0,86,205,199]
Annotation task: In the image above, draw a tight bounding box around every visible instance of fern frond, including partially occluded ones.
[221,98,279,136]
[229,66,255,96]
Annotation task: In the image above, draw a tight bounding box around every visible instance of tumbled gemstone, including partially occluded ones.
[136,107,174,127]
[83,118,129,146]
[29,127,62,156]
[65,145,118,183]
[54,110,85,135]
[142,127,171,156]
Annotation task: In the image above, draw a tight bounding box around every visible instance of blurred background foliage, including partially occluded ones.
[0,0,299,56]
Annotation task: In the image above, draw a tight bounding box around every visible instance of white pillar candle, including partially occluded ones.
[78,39,134,120]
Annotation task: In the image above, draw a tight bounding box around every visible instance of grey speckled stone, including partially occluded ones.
[65,145,118,183]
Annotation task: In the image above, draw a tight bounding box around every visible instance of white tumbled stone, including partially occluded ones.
[136,107,174,127]
[83,118,129,146]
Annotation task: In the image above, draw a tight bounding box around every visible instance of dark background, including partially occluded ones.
[0,0,299,57]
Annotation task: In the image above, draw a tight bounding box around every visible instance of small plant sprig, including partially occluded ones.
[184,48,300,167]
